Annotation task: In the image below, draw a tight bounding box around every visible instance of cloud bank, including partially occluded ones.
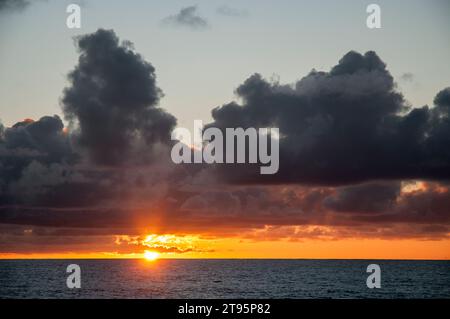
[206,52,450,185]
[0,29,449,255]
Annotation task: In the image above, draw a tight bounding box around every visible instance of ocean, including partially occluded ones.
[0,259,449,298]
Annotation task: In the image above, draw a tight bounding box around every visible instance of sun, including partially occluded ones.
[143,251,160,261]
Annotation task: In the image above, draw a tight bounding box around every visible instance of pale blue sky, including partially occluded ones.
[0,0,449,130]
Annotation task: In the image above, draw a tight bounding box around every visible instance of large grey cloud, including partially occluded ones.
[206,51,450,185]
[0,115,119,208]
[62,29,177,166]
[0,116,75,204]
[1,29,180,212]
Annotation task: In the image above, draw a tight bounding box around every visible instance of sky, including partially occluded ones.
[0,0,449,259]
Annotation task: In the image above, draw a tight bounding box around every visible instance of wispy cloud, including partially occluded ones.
[162,5,209,30]
[400,72,414,82]
[0,0,30,12]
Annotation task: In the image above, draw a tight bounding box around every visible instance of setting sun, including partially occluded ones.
[143,251,160,261]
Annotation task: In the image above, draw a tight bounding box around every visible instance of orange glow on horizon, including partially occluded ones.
[1,237,449,260]
[143,251,160,261]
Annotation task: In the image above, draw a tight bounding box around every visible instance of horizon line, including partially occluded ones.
[1,257,449,261]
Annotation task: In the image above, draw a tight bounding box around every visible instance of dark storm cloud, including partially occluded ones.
[206,51,450,185]
[0,0,29,12]
[323,182,401,213]
[0,182,448,241]
[0,206,134,228]
[162,5,209,30]
[2,116,71,164]
[62,29,177,166]
[1,29,182,217]
[172,181,450,240]
[434,87,450,109]
[0,119,143,209]
[355,183,450,225]
[0,116,73,198]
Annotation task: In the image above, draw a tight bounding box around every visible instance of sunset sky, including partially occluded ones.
[0,0,450,260]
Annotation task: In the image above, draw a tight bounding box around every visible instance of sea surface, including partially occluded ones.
[0,259,449,298]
